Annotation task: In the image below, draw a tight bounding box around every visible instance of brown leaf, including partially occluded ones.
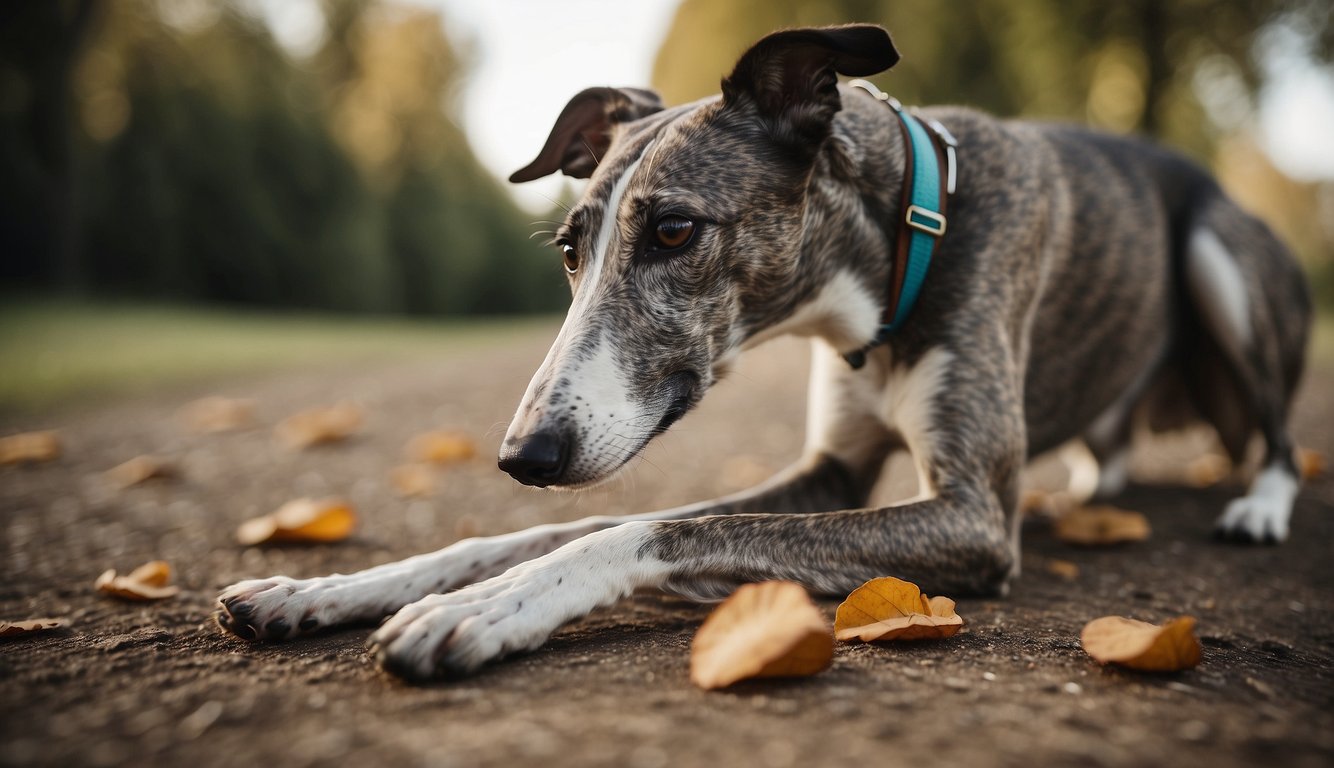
[1298,447,1325,481]
[0,618,69,638]
[275,403,363,449]
[237,498,356,545]
[405,430,476,465]
[690,581,833,690]
[1054,505,1151,546]
[1080,615,1202,672]
[105,455,177,488]
[834,576,964,642]
[0,430,61,465]
[95,560,180,601]
[390,463,438,498]
[178,396,255,434]
[1046,559,1081,581]
[1185,453,1231,488]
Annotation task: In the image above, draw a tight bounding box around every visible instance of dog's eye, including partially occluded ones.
[652,215,696,251]
[561,243,579,274]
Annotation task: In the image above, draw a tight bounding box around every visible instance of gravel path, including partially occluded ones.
[2,329,1332,768]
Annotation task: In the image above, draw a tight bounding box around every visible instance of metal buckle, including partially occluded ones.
[905,205,947,236]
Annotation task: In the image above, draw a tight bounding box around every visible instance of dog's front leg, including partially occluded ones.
[215,453,868,641]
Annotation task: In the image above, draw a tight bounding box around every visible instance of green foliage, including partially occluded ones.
[0,0,566,316]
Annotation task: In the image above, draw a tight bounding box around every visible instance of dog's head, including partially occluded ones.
[499,25,899,488]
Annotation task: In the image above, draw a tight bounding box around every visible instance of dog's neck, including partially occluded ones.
[743,106,910,360]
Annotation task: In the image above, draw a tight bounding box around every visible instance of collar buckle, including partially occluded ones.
[905,205,947,236]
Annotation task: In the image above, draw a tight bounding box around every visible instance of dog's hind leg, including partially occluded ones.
[1183,199,1312,542]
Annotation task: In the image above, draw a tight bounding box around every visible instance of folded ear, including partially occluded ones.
[722,25,899,149]
[509,87,664,183]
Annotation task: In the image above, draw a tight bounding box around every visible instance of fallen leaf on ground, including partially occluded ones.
[1185,453,1231,487]
[0,618,68,638]
[1080,615,1201,672]
[105,455,177,488]
[390,463,438,498]
[0,430,61,465]
[237,498,356,545]
[690,581,833,690]
[1046,559,1080,580]
[834,576,964,642]
[1297,447,1325,480]
[1020,489,1077,519]
[95,560,180,601]
[275,403,363,449]
[179,396,255,433]
[1054,505,1151,546]
[405,430,476,465]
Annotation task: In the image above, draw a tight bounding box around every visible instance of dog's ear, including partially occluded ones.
[722,25,899,149]
[510,87,664,183]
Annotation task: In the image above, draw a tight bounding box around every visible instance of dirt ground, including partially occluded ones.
[2,329,1332,768]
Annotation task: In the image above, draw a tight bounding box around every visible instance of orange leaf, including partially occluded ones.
[275,403,363,449]
[178,396,255,434]
[690,581,833,690]
[1185,453,1231,488]
[237,498,356,545]
[405,430,476,465]
[834,576,964,642]
[390,463,438,498]
[1046,559,1081,581]
[0,618,68,638]
[1054,505,1150,546]
[0,430,61,465]
[1080,615,1201,672]
[105,455,176,488]
[95,560,180,601]
[1298,447,1325,481]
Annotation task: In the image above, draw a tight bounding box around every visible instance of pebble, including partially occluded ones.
[1063,682,1082,695]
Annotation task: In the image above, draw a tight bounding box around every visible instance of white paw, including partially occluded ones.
[1215,496,1290,543]
[367,564,566,679]
[216,576,333,641]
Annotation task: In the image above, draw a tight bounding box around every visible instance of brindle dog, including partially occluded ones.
[216,25,1310,680]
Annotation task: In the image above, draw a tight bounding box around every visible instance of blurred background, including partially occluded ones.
[1,0,1332,409]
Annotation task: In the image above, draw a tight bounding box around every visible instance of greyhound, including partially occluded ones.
[216,25,1311,680]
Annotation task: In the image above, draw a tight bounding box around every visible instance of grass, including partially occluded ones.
[0,298,553,412]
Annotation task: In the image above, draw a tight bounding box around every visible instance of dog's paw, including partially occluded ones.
[366,566,564,680]
[216,576,333,641]
[1214,496,1289,544]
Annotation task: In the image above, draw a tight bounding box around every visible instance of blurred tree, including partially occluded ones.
[0,0,564,316]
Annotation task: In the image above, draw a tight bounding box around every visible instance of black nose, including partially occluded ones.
[498,431,570,487]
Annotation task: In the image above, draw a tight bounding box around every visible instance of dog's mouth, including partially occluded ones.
[650,370,701,437]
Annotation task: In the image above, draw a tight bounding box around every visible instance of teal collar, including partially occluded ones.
[843,79,956,369]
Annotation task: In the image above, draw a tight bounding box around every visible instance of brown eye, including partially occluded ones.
[561,243,578,274]
[653,215,695,251]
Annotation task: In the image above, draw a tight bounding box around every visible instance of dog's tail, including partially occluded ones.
[1149,179,1312,466]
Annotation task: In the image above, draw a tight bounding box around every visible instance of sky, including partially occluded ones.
[254,0,1334,214]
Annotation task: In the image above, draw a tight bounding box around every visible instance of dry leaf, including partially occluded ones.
[1080,615,1201,672]
[237,498,356,545]
[95,560,180,601]
[178,396,255,433]
[1185,453,1231,487]
[0,430,61,465]
[405,430,476,465]
[1046,559,1081,581]
[1054,505,1151,546]
[690,581,833,690]
[834,576,964,642]
[1297,447,1325,481]
[0,618,68,638]
[275,403,363,449]
[105,455,176,488]
[390,463,438,498]
[1020,489,1077,519]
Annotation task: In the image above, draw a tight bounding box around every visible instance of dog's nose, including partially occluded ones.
[498,431,569,488]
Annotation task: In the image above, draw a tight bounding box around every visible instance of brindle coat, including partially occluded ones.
[216,25,1310,679]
